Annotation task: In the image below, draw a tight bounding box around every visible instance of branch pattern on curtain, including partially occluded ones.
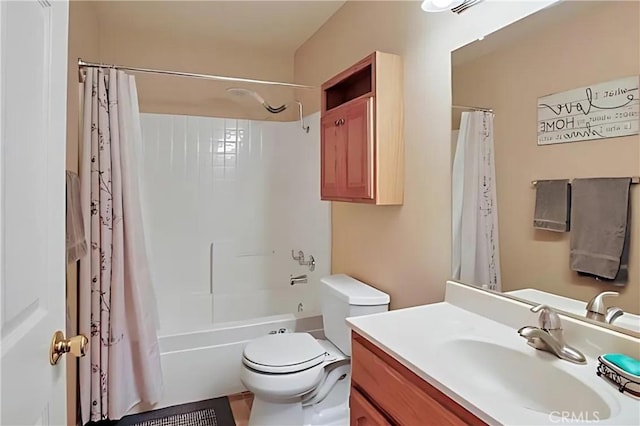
[452,111,502,291]
[79,68,162,424]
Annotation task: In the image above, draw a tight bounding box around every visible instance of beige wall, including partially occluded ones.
[452,1,640,313]
[97,22,300,121]
[294,0,558,309]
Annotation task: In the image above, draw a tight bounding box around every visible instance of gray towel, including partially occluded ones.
[570,177,631,281]
[66,171,87,264]
[533,179,571,232]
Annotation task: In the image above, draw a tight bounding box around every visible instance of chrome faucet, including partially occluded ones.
[518,304,586,364]
[586,291,624,324]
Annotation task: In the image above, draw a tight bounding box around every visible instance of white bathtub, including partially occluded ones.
[131,312,324,413]
[156,286,321,335]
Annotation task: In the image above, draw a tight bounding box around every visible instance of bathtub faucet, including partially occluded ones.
[291,250,315,271]
[290,274,308,285]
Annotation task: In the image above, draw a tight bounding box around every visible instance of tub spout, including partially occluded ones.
[290,274,308,285]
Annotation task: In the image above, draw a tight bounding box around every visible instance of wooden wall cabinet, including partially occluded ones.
[321,52,404,205]
[350,332,486,426]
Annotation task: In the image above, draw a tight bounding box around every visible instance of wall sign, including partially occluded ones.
[537,76,639,145]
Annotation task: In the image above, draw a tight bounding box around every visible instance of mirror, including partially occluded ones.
[450,0,639,337]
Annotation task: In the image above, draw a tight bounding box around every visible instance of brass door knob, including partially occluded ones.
[49,330,88,365]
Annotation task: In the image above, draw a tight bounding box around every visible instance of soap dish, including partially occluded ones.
[597,355,640,398]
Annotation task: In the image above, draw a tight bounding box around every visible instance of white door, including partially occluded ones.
[1,1,70,425]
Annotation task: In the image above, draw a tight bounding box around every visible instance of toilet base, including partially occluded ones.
[248,399,304,426]
[248,372,351,426]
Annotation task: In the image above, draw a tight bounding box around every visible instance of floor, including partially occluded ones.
[228,392,254,426]
[88,396,236,426]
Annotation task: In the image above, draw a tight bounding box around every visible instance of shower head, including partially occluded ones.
[226,87,310,133]
[226,87,265,104]
[226,87,287,114]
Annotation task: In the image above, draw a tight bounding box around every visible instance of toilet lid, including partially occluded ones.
[243,333,327,374]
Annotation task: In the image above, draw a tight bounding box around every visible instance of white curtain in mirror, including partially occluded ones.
[452,111,501,290]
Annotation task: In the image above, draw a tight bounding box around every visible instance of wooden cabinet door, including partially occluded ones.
[344,98,373,200]
[350,388,392,426]
[321,111,346,199]
[321,97,373,201]
[352,333,484,426]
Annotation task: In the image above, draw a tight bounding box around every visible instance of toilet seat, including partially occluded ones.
[240,335,349,402]
[243,333,328,374]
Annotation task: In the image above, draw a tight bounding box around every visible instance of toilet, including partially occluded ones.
[240,274,390,426]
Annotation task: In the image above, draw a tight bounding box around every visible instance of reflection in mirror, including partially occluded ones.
[450,0,639,336]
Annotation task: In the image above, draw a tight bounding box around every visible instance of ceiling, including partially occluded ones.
[93,0,346,52]
[452,0,603,66]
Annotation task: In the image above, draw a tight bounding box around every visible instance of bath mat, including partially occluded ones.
[117,397,235,426]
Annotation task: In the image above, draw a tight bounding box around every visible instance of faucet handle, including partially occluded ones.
[530,304,562,330]
[605,306,624,324]
[586,291,619,315]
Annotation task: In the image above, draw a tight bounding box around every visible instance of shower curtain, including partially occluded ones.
[451,111,502,291]
[79,68,162,423]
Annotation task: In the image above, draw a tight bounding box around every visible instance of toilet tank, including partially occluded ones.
[321,274,390,356]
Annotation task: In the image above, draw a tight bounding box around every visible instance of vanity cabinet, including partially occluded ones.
[350,388,392,426]
[350,332,485,426]
[320,51,404,205]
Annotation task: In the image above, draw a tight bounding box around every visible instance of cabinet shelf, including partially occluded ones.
[320,51,404,205]
[324,64,373,111]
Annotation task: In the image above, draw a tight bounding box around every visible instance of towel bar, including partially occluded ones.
[532,176,639,187]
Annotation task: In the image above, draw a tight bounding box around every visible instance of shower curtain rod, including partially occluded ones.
[77,58,316,89]
[453,104,494,113]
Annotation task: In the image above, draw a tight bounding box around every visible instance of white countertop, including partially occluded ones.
[346,283,640,426]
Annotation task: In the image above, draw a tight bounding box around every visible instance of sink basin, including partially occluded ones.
[347,282,637,425]
[438,339,614,420]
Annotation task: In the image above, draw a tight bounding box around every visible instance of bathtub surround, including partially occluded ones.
[79,69,162,422]
[137,112,330,334]
[452,111,501,291]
